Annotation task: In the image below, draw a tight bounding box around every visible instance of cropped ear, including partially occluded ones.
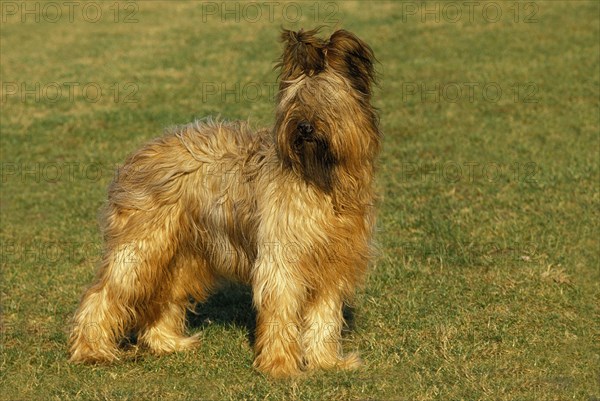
[326,29,377,97]
[276,28,328,84]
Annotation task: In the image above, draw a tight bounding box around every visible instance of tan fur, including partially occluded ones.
[69,28,381,378]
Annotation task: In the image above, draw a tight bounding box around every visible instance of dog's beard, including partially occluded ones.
[277,122,336,193]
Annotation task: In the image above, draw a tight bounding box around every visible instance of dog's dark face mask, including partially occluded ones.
[290,120,335,192]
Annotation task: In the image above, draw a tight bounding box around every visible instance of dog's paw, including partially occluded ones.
[336,351,362,370]
[253,353,303,378]
[69,344,120,364]
[142,331,201,355]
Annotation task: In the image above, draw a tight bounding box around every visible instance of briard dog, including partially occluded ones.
[69,28,381,377]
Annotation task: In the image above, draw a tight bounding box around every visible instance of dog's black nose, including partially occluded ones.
[297,121,314,137]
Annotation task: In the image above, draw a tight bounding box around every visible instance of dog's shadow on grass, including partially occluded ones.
[185,282,357,348]
[187,282,258,346]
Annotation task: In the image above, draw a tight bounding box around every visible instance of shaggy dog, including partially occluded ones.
[69,28,380,378]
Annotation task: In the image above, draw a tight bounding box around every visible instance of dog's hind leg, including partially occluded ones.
[138,252,216,355]
[69,219,178,363]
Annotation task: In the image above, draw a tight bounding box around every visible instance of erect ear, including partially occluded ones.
[276,28,328,84]
[326,29,377,97]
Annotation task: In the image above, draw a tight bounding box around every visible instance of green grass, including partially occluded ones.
[1,1,598,400]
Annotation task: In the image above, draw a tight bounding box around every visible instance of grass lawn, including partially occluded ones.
[1,1,598,400]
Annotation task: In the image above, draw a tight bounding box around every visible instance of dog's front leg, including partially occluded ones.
[251,255,306,378]
[302,289,362,371]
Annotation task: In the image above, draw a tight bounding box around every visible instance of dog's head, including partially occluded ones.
[274,28,380,193]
